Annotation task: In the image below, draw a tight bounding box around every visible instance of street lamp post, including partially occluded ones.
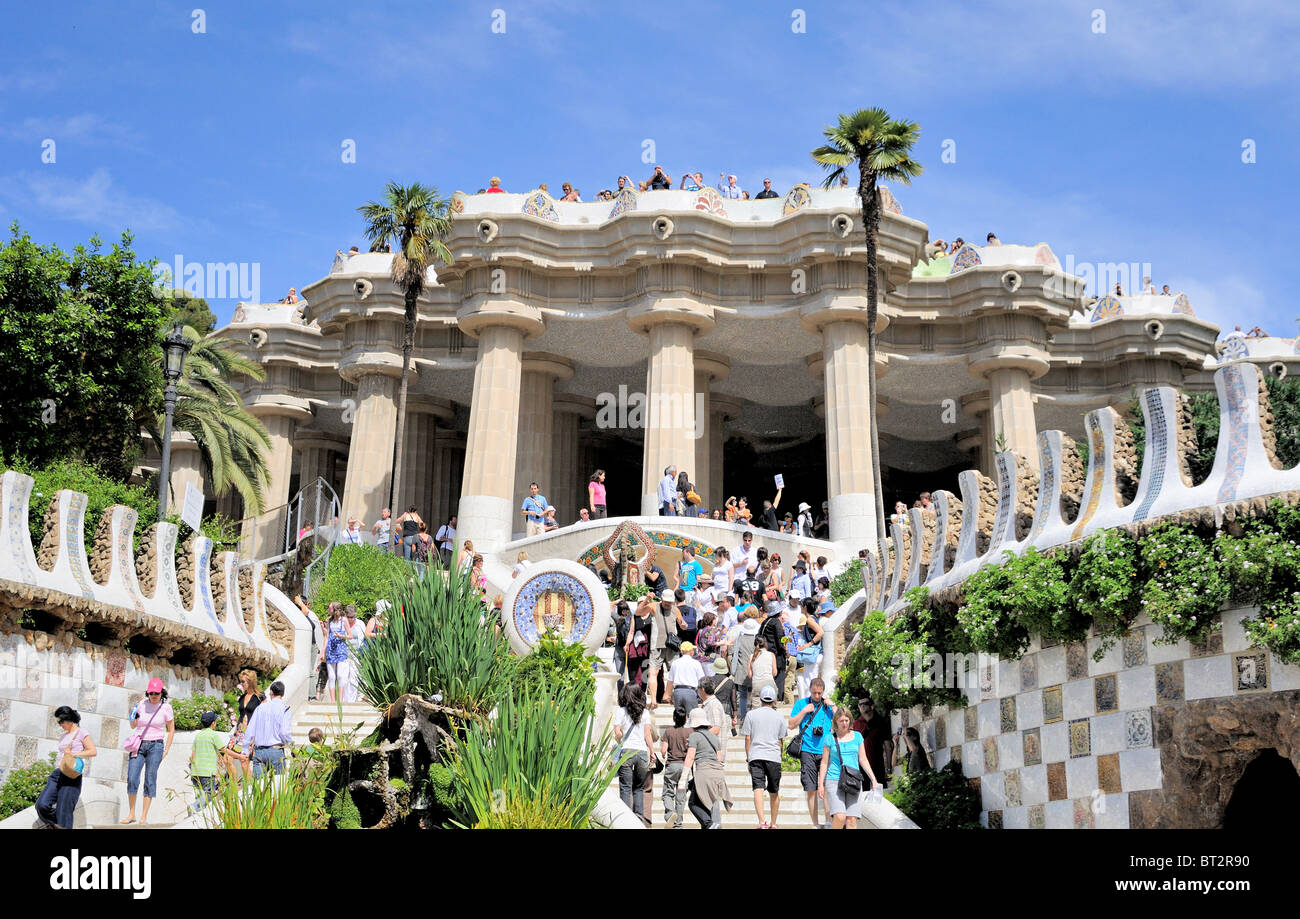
[158,323,193,521]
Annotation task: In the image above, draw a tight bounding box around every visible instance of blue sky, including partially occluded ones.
[2,0,1297,334]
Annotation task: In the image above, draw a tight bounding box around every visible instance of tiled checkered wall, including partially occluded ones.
[890,605,1300,829]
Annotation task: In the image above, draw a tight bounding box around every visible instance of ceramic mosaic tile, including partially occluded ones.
[1020,654,1038,691]
[1066,642,1088,680]
[106,653,126,687]
[1094,674,1118,714]
[1232,651,1269,692]
[980,664,995,697]
[983,737,999,772]
[1027,803,1046,829]
[1122,628,1148,668]
[0,699,9,733]
[1000,696,1016,733]
[1046,762,1067,801]
[1042,685,1063,723]
[1004,768,1022,807]
[1097,752,1122,794]
[964,706,977,741]
[1189,630,1223,659]
[1023,727,1042,766]
[900,708,910,728]
[1073,797,1096,829]
[15,736,37,768]
[969,776,981,797]
[20,668,41,702]
[1069,718,1092,757]
[78,681,98,712]
[100,715,119,748]
[987,809,1004,830]
[1125,710,1153,748]
[1154,661,1185,703]
[934,717,946,749]
[950,745,962,764]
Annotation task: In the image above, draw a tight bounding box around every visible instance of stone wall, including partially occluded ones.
[890,605,1300,829]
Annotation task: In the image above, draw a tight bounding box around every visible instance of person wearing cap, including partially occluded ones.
[543,505,559,532]
[668,641,706,711]
[241,681,294,776]
[190,711,225,812]
[730,614,761,723]
[646,589,680,707]
[788,676,835,827]
[742,683,788,828]
[795,501,815,536]
[122,678,174,825]
[709,656,739,735]
[678,708,733,828]
[791,560,814,600]
[674,545,704,624]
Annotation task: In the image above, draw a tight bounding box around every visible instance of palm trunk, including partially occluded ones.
[389,287,417,551]
[859,170,888,566]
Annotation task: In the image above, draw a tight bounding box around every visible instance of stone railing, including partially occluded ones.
[865,361,1299,614]
[0,470,293,679]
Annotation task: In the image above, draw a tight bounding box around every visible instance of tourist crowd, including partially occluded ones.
[475,169,853,202]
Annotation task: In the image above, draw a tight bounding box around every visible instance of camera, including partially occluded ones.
[812,726,824,738]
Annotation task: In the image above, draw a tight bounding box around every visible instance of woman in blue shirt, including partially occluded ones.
[818,706,879,829]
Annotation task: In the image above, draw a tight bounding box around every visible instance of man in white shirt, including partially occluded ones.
[731,531,756,580]
[717,173,743,199]
[668,642,706,711]
[657,466,678,516]
[371,509,392,549]
[435,516,456,565]
[716,594,738,633]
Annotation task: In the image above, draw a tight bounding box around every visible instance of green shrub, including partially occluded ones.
[0,755,55,820]
[1071,529,1141,661]
[515,632,597,704]
[957,549,1077,658]
[888,760,983,829]
[311,543,412,618]
[428,762,470,825]
[355,565,513,714]
[328,787,362,829]
[1140,524,1229,646]
[203,756,330,828]
[615,582,650,602]
[171,694,231,732]
[1218,521,1300,665]
[830,558,865,607]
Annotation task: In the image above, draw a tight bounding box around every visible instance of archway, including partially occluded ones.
[1223,748,1300,830]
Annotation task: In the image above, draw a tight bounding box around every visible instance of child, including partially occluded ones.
[190,712,225,813]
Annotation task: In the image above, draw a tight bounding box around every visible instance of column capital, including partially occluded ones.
[961,391,991,417]
[709,393,744,421]
[246,395,314,424]
[521,351,575,382]
[798,293,890,337]
[955,428,983,453]
[293,434,348,453]
[339,355,405,385]
[403,394,457,422]
[627,299,715,336]
[457,296,546,340]
[554,392,596,416]
[806,347,889,381]
[967,344,1051,381]
[694,350,731,383]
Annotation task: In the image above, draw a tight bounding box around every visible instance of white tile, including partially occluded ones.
[1087,635,1123,673]
[1092,712,1127,756]
[1221,608,1253,653]
[934,748,951,771]
[0,665,21,696]
[1119,748,1163,791]
[0,733,14,767]
[1003,805,1028,829]
[35,737,59,762]
[7,699,49,738]
[98,685,130,720]
[1017,689,1043,730]
[998,732,1023,772]
[77,712,103,741]
[1066,755,1098,799]
[981,769,1005,811]
[1118,666,1156,711]
[1184,656,1233,700]
[997,659,1019,698]
[42,684,78,711]
[1272,655,1300,692]
[92,749,124,782]
[1037,646,1067,687]
[1020,764,1048,806]
[1041,721,1069,763]
[978,700,999,739]
[946,710,965,745]
[1145,631,1189,664]
[1062,679,1093,720]
[1095,792,1130,829]
[962,741,982,776]
[1044,799,1073,829]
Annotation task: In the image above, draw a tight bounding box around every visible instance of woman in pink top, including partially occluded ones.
[122,678,175,825]
[36,706,97,828]
[589,469,608,519]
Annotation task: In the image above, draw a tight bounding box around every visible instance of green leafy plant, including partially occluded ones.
[1139,524,1229,646]
[328,786,362,829]
[1071,529,1141,661]
[310,543,413,618]
[515,631,597,704]
[450,681,623,829]
[171,694,232,732]
[615,582,650,602]
[354,564,513,714]
[0,755,56,820]
[203,756,330,829]
[887,760,983,829]
[1217,519,1300,664]
[829,558,865,607]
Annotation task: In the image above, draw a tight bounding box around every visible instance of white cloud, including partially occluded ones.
[0,113,138,147]
[1177,274,1281,336]
[1,169,190,234]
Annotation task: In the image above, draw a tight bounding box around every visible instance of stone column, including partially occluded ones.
[246,397,312,557]
[457,299,546,552]
[431,433,466,528]
[338,371,400,528]
[552,394,591,523]
[629,302,715,515]
[167,432,204,510]
[692,352,730,511]
[398,398,455,524]
[960,392,992,476]
[709,394,744,514]
[969,348,1050,473]
[513,354,574,532]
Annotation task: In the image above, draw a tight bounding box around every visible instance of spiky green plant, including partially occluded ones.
[202,757,330,829]
[451,682,623,829]
[353,565,513,714]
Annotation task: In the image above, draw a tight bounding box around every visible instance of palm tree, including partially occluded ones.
[144,326,273,514]
[357,183,454,527]
[812,108,923,553]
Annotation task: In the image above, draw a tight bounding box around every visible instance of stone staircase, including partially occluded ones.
[292,701,385,745]
[626,703,869,829]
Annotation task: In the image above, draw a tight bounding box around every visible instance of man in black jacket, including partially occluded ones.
[759,605,789,701]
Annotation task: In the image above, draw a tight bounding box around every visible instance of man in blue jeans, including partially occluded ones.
[241,681,294,776]
[657,466,677,515]
[788,678,835,828]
